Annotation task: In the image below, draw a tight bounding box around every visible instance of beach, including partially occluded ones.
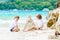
[0,11,59,40]
[0,27,53,40]
[0,0,59,40]
[0,21,58,40]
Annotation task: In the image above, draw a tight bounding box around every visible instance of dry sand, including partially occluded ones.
[0,22,59,40]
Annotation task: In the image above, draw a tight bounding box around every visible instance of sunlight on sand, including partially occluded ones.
[0,27,56,40]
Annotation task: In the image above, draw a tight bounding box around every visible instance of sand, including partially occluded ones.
[0,21,59,40]
[0,27,56,40]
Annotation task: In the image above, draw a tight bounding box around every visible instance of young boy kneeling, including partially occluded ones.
[9,16,20,32]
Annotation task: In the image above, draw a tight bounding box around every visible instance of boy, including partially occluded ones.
[35,14,43,30]
[9,16,20,32]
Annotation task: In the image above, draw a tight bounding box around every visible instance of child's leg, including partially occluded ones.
[16,26,20,31]
[28,27,37,31]
[38,25,43,30]
[13,26,20,32]
[15,27,20,32]
[23,26,37,32]
[23,27,37,32]
[10,27,15,32]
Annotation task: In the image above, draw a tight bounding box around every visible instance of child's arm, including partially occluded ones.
[39,21,43,30]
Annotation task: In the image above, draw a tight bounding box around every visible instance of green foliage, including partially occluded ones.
[0,0,58,10]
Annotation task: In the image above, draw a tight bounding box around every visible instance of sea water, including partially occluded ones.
[0,10,49,20]
[0,10,49,25]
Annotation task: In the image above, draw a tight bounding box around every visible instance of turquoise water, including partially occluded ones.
[0,10,49,20]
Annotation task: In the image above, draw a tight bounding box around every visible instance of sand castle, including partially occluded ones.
[23,16,36,31]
